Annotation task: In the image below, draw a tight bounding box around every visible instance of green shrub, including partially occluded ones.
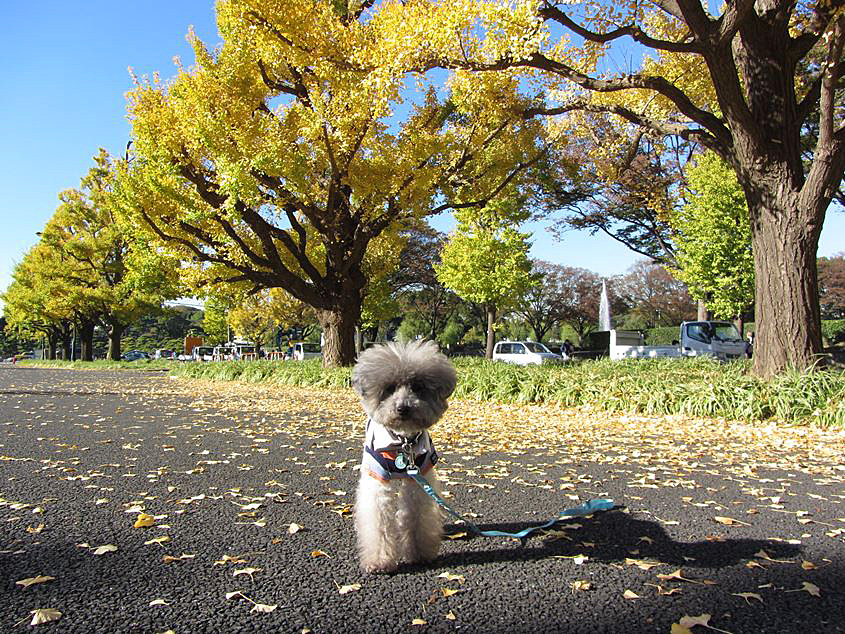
[35,355,845,427]
[643,326,679,345]
[822,319,845,346]
[23,359,174,371]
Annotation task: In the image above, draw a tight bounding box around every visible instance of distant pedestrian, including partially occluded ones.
[746,331,754,358]
[563,339,574,357]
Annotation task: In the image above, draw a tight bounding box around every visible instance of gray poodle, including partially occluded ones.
[352,340,457,573]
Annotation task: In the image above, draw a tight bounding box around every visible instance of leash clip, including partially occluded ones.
[395,439,417,473]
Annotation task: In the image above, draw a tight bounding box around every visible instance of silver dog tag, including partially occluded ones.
[394,453,408,470]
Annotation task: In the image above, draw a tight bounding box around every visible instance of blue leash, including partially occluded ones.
[407,469,614,540]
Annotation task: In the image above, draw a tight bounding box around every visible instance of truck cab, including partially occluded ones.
[292,342,322,361]
[680,321,747,360]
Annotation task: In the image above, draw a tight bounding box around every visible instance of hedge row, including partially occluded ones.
[170,357,845,427]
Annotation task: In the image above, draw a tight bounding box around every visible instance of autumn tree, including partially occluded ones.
[228,287,321,347]
[670,152,755,323]
[117,0,543,367]
[436,199,540,358]
[514,260,572,342]
[818,253,845,319]
[616,260,697,329]
[227,291,279,348]
[389,225,463,343]
[40,150,180,361]
[391,0,845,376]
[2,246,73,359]
[202,296,231,345]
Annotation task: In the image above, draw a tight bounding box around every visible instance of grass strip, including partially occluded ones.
[21,357,844,426]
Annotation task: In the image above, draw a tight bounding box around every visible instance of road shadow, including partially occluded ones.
[426,508,801,570]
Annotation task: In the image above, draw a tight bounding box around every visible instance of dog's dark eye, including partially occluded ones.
[410,380,428,396]
[382,384,396,399]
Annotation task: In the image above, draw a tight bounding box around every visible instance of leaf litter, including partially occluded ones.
[4,372,844,632]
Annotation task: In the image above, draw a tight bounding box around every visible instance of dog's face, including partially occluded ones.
[352,340,457,435]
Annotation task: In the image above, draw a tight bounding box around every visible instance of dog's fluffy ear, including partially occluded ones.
[435,366,457,401]
[351,373,366,397]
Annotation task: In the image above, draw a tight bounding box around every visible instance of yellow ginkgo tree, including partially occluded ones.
[118,0,543,366]
[386,0,845,376]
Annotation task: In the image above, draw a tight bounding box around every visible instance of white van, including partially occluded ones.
[292,342,322,361]
[492,341,566,365]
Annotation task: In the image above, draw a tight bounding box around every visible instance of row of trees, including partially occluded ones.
[5,0,845,376]
[2,152,180,360]
[118,0,845,376]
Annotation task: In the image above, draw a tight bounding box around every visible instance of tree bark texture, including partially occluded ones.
[485,305,496,359]
[78,320,95,362]
[317,303,360,367]
[747,191,825,376]
[108,322,124,361]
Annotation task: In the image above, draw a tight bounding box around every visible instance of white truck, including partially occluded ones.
[581,321,748,362]
[291,342,322,361]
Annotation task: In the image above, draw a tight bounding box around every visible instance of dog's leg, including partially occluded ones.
[355,475,402,573]
[404,474,443,564]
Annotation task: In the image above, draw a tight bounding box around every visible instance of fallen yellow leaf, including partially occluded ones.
[29,608,62,626]
[15,575,55,588]
[92,544,117,555]
[714,516,750,526]
[732,592,763,605]
[133,513,156,528]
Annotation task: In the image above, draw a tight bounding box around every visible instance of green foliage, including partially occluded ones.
[202,296,230,345]
[436,198,540,311]
[643,326,680,345]
[171,359,352,389]
[0,317,37,357]
[670,152,754,319]
[168,356,845,427]
[822,319,845,346]
[23,359,175,371]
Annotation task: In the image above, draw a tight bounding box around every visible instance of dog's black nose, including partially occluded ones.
[395,403,410,416]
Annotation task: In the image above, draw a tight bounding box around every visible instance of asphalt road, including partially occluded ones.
[0,366,842,633]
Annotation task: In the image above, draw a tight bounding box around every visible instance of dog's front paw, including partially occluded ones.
[361,559,399,574]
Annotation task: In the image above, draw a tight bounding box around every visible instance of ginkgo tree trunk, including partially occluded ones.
[118,0,544,367]
[388,0,845,377]
[435,200,540,359]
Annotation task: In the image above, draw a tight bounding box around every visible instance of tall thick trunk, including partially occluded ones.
[108,322,124,361]
[485,305,496,359]
[60,335,71,360]
[749,194,823,377]
[79,320,96,362]
[317,303,360,367]
[46,333,58,360]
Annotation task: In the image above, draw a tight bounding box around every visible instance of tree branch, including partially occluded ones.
[524,100,725,154]
[538,2,701,54]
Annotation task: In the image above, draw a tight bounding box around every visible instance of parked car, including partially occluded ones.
[191,346,215,362]
[492,341,566,365]
[292,342,322,361]
[153,349,175,360]
[122,350,150,361]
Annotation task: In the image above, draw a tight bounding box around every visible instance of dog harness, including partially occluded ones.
[361,418,438,481]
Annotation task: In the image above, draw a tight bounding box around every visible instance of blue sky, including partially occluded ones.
[1,1,843,311]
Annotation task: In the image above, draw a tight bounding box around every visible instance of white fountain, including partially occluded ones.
[599,280,612,331]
